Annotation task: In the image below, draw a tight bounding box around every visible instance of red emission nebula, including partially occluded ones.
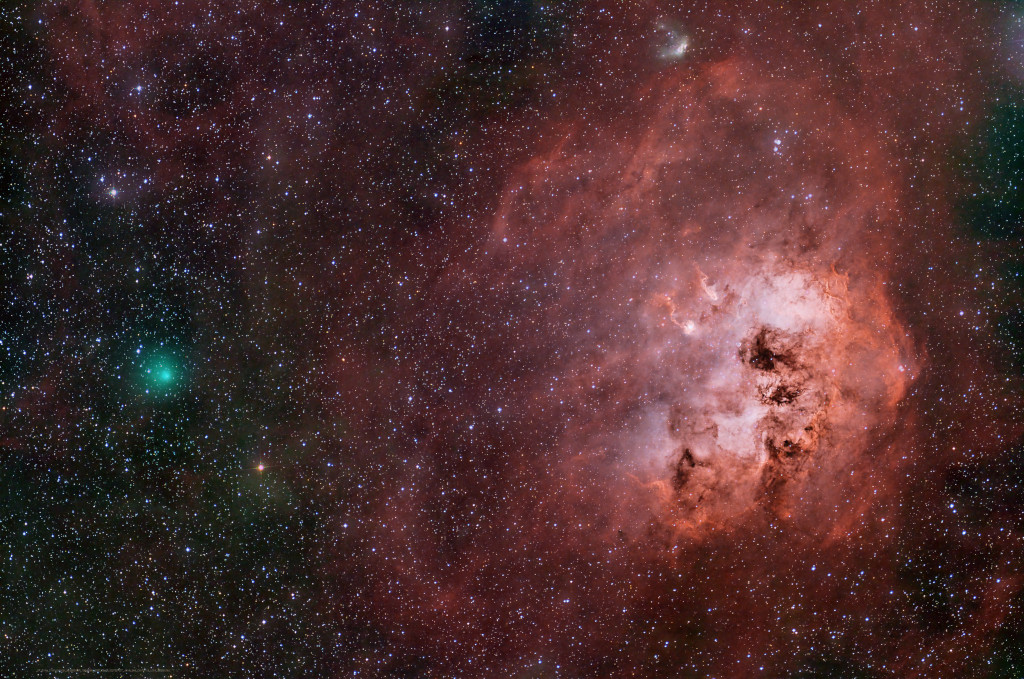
[30,0,1024,676]
[339,4,1023,676]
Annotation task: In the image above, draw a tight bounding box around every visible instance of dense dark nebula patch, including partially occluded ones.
[4,0,1024,677]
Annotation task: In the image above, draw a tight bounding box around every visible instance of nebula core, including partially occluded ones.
[6,0,1024,677]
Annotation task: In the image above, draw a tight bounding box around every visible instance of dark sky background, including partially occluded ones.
[4,1,1024,677]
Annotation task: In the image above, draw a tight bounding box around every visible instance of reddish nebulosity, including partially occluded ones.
[40,0,461,219]
[36,0,1024,675]
[341,2,1024,676]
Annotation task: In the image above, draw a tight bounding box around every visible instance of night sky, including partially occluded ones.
[5,1,1024,677]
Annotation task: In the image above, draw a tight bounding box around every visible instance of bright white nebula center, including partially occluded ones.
[629,257,912,530]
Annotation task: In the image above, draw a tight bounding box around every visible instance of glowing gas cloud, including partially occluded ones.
[30,0,1021,675]
[640,258,913,531]
[346,4,1023,675]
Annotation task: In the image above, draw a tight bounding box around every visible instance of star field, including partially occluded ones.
[4,1,1024,677]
